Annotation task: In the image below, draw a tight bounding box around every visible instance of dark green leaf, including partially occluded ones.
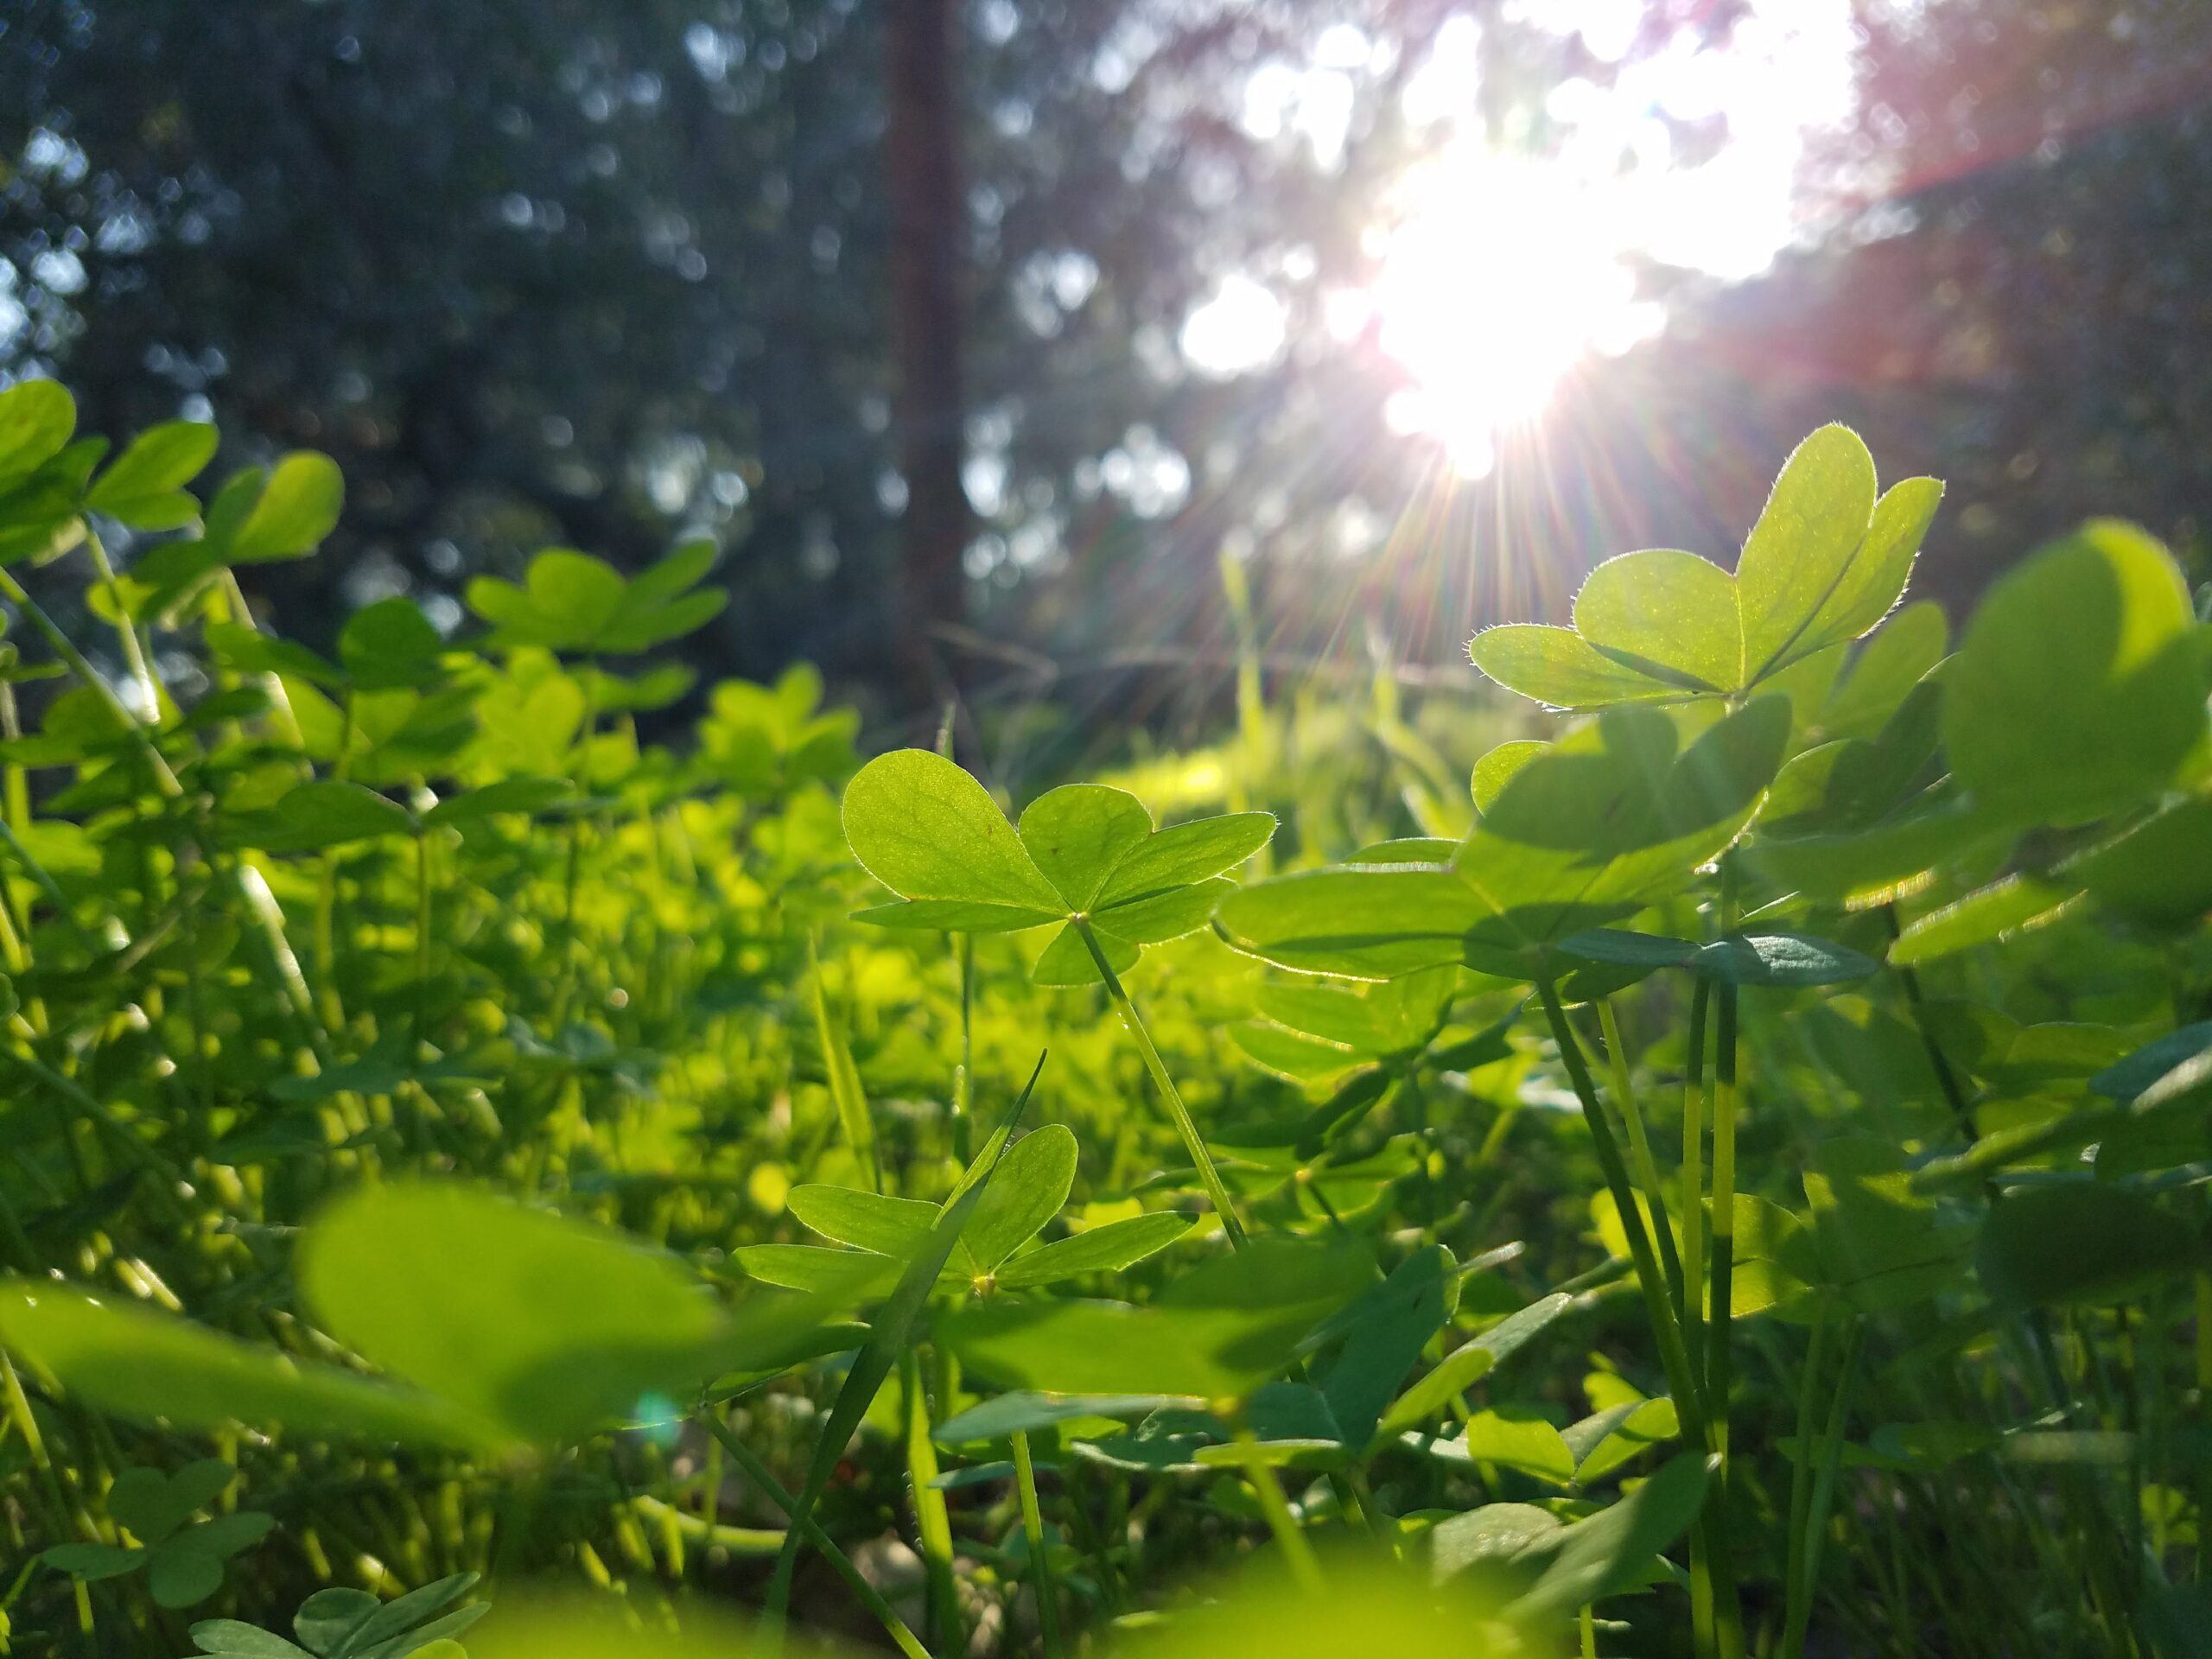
[1977,1184,2202,1309]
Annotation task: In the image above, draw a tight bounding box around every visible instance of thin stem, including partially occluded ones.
[1706,982,1739,1459]
[953,931,975,1163]
[0,569,181,798]
[1882,904,1978,1141]
[1535,977,1707,1449]
[79,527,159,721]
[1012,1430,1064,1659]
[901,1348,961,1656]
[1788,1319,1866,1658]
[696,1410,933,1659]
[1682,977,1711,1345]
[1230,1429,1321,1593]
[1782,1298,1833,1656]
[1537,975,1738,1659]
[1071,916,1248,1248]
[313,688,355,1031]
[1599,998,1685,1312]
[213,570,310,753]
[413,831,433,1046]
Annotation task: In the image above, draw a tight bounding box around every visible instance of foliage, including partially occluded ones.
[0,390,2205,1657]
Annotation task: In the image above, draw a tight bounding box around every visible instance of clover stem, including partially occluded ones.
[1539,973,1739,1659]
[1681,976,1711,1349]
[1788,1318,1866,1659]
[1781,1295,1832,1653]
[1881,903,1980,1141]
[313,685,354,1031]
[1071,916,1249,1249]
[1599,997,1685,1313]
[0,568,181,799]
[1535,977,1707,1449]
[1012,1428,1065,1659]
[696,1408,934,1659]
[953,931,975,1164]
[1230,1425,1323,1592]
[80,527,161,724]
[1707,979,1738,1463]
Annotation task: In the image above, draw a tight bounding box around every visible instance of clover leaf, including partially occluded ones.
[42,1459,273,1608]
[840,748,1274,985]
[466,540,727,656]
[739,1124,1185,1294]
[1217,698,1789,982]
[0,1181,882,1453]
[188,1571,485,1658]
[1470,426,1942,709]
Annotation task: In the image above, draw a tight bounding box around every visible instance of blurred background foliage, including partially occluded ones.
[3,0,2209,753]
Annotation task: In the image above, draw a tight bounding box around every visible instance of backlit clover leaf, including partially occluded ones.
[188,1571,485,1659]
[840,748,1275,984]
[1470,425,1942,710]
[41,1459,271,1609]
[738,1123,1188,1294]
[1218,700,1790,988]
[466,541,728,656]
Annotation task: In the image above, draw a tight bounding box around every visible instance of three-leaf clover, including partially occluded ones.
[839,749,1274,983]
[42,1460,271,1608]
[1469,425,1942,709]
[188,1571,485,1658]
[466,541,727,656]
[738,1123,1187,1294]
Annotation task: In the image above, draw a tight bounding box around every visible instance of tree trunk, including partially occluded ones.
[883,0,969,693]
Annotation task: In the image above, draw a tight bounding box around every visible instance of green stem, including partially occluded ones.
[216,570,309,752]
[0,678,29,831]
[413,830,433,1046]
[0,569,181,798]
[314,689,355,1031]
[80,527,159,721]
[954,932,975,1163]
[1538,975,1738,1659]
[1781,1298,1833,1656]
[1230,1428,1321,1592]
[1535,977,1707,1450]
[1882,904,1978,1141]
[1788,1319,1866,1658]
[1598,998,1685,1312]
[1706,982,1738,1460]
[1012,1429,1064,1659]
[901,1348,961,1656]
[1072,917,1248,1248]
[696,1410,933,1659]
[1681,976,1711,1344]
[2,1349,82,1546]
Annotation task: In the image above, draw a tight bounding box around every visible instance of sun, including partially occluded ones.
[1369,148,1658,478]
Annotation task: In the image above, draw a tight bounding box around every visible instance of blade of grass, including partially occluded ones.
[765,1052,1048,1630]
[901,1346,962,1655]
[1071,916,1247,1248]
[809,934,880,1192]
[696,1411,931,1659]
[1538,973,1738,1659]
[1012,1427,1064,1659]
